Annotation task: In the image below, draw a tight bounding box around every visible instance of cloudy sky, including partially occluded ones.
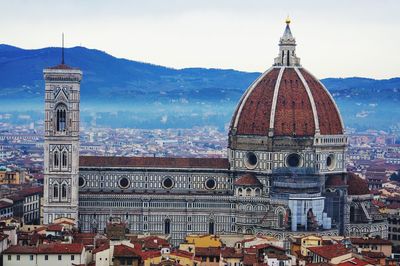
[0,0,398,78]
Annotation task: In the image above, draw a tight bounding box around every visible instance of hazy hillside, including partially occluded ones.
[0,44,399,130]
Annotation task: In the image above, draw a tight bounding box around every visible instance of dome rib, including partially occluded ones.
[273,68,316,136]
[268,67,285,135]
[300,69,344,135]
[294,67,320,133]
[234,68,280,135]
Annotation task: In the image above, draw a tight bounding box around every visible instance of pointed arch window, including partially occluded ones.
[54,151,59,168]
[61,183,67,199]
[55,104,67,132]
[278,212,284,228]
[53,183,59,199]
[164,219,171,234]
[62,151,68,168]
[209,220,215,235]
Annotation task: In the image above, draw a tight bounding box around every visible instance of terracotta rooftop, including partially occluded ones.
[347,173,370,195]
[131,236,170,250]
[195,247,221,257]
[139,250,161,260]
[19,186,43,197]
[350,237,392,245]
[80,156,229,169]
[326,174,346,187]
[234,173,263,187]
[113,244,141,257]
[47,224,63,232]
[221,247,243,258]
[361,251,386,259]
[307,244,350,260]
[4,243,84,254]
[92,243,110,254]
[337,257,371,266]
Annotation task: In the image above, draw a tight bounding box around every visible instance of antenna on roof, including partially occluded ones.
[61,33,65,65]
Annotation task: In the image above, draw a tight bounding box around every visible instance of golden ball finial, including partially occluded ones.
[285,16,291,24]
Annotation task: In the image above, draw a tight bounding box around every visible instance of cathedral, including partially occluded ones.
[42,20,387,245]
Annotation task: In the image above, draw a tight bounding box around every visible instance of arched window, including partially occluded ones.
[238,188,243,196]
[61,183,67,199]
[255,188,261,196]
[56,104,67,132]
[53,183,59,199]
[246,188,252,197]
[62,151,67,168]
[209,220,215,235]
[54,151,59,168]
[164,219,171,234]
[278,212,284,228]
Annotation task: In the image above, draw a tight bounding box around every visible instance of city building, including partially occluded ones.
[42,20,387,245]
[2,243,86,266]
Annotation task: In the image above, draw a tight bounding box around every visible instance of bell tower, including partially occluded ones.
[43,41,82,224]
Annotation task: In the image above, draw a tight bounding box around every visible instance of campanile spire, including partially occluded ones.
[274,17,301,66]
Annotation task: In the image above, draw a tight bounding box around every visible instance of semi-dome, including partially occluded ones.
[230,20,344,137]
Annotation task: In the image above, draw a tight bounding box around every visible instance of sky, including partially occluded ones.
[0,0,399,79]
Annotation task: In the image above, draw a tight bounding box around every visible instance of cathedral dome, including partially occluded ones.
[229,21,344,137]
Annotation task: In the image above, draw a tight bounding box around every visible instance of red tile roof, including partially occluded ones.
[307,244,350,260]
[139,250,161,260]
[347,173,370,195]
[249,243,285,252]
[221,247,243,258]
[350,237,392,245]
[80,156,229,169]
[4,243,84,254]
[337,257,371,266]
[326,174,346,187]
[361,251,386,259]
[47,224,63,232]
[92,243,110,254]
[136,236,170,250]
[234,173,263,186]
[113,244,141,257]
[170,249,194,259]
[19,186,43,197]
[195,247,221,257]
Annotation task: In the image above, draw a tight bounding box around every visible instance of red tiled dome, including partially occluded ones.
[230,67,344,137]
[234,173,263,187]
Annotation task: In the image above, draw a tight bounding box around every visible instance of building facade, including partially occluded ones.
[43,20,387,245]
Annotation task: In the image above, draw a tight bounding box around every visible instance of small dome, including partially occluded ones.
[234,173,263,187]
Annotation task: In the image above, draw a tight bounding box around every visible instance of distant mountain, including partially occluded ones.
[0,44,399,130]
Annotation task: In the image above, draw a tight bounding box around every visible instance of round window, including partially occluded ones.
[326,154,336,170]
[286,153,301,167]
[205,178,217,190]
[245,152,258,169]
[78,177,85,187]
[162,177,174,189]
[118,177,130,189]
